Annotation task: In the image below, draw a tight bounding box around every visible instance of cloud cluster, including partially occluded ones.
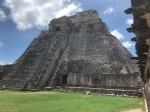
[3,0,82,30]
[111,30,134,48]
[126,18,133,25]
[122,41,134,48]
[103,7,114,15]
[111,30,124,40]
[0,42,3,48]
[0,8,7,21]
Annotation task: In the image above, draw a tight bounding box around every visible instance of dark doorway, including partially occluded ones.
[62,75,68,85]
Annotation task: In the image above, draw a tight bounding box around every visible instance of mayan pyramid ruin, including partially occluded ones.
[0,10,140,90]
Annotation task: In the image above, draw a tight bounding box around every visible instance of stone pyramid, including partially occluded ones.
[1,10,139,90]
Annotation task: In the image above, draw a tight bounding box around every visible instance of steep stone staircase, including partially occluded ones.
[25,33,69,89]
[1,33,61,90]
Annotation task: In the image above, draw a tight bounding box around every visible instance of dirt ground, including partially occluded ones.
[122,108,144,112]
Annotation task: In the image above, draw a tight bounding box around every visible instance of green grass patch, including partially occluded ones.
[0,90,145,112]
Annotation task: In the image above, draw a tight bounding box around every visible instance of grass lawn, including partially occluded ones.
[0,90,145,112]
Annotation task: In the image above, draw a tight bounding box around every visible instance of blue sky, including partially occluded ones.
[0,0,135,65]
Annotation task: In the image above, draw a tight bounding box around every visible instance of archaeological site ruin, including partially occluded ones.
[125,0,150,111]
[0,10,142,96]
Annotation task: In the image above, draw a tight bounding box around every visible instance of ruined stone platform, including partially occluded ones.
[45,86,143,97]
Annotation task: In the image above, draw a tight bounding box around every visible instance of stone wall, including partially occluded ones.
[69,10,100,24]
[125,0,150,110]
[52,60,140,88]
[54,86,143,97]
[66,73,139,88]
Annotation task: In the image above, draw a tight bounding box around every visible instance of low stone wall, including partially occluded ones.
[66,73,141,88]
[53,86,143,97]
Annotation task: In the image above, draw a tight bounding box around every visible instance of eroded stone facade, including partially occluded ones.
[125,0,150,110]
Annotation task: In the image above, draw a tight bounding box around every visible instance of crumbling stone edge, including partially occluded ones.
[45,86,143,98]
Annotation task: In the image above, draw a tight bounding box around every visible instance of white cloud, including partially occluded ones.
[122,41,134,48]
[0,8,7,21]
[111,30,124,40]
[3,0,82,30]
[126,18,133,25]
[0,42,3,48]
[103,7,115,15]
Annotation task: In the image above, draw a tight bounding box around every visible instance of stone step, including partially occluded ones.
[3,75,31,80]
[5,86,23,90]
[2,82,26,89]
[2,80,27,86]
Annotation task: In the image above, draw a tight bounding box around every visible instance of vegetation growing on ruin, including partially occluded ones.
[0,90,145,112]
